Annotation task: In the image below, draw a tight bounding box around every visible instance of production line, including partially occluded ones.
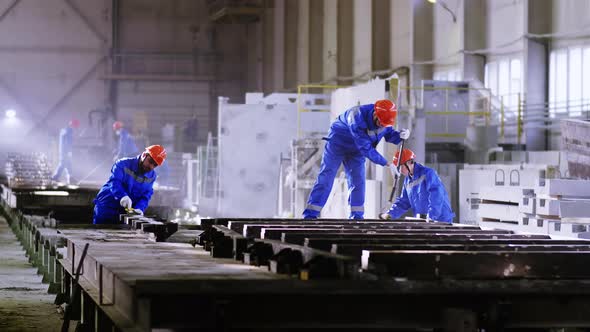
[5,185,590,331]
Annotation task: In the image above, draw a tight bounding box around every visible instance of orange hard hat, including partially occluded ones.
[374,99,397,127]
[113,121,124,131]
[393,148,416,167]
[69,119,80,129]
[145,145,167,166]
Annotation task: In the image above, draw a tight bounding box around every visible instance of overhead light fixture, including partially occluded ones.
[5,109,16,118]
[33,191,70,196]
[427,0,457,23]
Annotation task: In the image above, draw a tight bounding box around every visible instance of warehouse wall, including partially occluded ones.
[485,0,524,59]
[432,0,461,74]
[0,0,250,169]
[3,0,590,160]
[0,0,109,153]
[551,0,590,49]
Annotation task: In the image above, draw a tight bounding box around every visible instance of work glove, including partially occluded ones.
[133,208,143,215]
[388,163,400,178]
[120,196,132,209]
[379,213,391,220]
[400,128,411,140]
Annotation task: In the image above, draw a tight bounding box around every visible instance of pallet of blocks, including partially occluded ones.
[519,178,590,238]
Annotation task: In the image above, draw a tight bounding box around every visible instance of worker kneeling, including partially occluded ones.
[93,145,167,224]
[380,149,455,223]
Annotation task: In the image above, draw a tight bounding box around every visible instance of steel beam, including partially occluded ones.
[238,222,468,237]
[0,0,21,23]
[363,250,590,279]
[304,237,590,251]
[63,0,107,43]
[281,231,531,245]
[25,56,106,137]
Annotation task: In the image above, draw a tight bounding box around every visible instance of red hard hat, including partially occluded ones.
[374,99,397,127]
[113,121,124,131]
[393,149,416,167]
[145,145,167,166]
[69,119,80,129]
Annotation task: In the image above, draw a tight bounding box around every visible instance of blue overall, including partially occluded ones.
[387,162,455,223]
[115,128,139,160]
[93,156,156,224]
[303,104,402,219]
[52,127,73,181]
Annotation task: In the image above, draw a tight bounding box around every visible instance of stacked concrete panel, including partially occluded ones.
[562,119,590,179]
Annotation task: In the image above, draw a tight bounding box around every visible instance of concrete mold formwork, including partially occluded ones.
[9,185,590,330]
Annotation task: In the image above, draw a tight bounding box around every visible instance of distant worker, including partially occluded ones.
[93,145,167,224]
[380,149,455,223]
[302,100,410,219]
[51,119,80,185]
[112,121,139,161]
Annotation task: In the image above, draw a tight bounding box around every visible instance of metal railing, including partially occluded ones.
[495,94,590,145]
[398,85,495,140]
[296,84,344,138]
[112,52,217,77]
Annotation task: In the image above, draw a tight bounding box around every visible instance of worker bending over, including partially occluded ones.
[380,149,454,223]
[93,145,167,224]
[303,99,410,219]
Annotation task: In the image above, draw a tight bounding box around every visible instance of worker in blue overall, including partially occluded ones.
[93,145,167,224]
[380,149,455,223]
[51,119,80,185]
[302,99,410,219]
[112,121,139,161]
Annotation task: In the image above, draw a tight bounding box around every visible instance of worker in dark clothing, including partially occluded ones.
[93,145,167,224]
[51,119,80,184]
[112,121,139,161]
[302,100,410,219]
[380,149,455,223]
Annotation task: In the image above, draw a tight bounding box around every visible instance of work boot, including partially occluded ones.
[379,213,391,220]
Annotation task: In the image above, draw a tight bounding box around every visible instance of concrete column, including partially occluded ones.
[337,0,353,85]
[284,0,298,90]
[262,3,275,93]
[323,0,338,83]
[524,0,551,150]
[372,0,390,71]
[246,22,263,92]
[296,0,310,84]
[411,0,434,87]
[353,0,372,81]
[309,0,324,83]
[461,0,486,82]
[390,0,412,70]
[273,0,286,91]
[390,0,412,105]
[410,0,434,164]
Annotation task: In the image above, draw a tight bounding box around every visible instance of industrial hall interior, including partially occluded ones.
[2,0,590,331]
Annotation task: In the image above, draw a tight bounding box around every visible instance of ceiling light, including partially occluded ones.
[5,109,16,118]
[33,191,70,196]
[428,0,437,3]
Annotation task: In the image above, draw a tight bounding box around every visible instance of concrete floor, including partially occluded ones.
[0,217,62,332]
